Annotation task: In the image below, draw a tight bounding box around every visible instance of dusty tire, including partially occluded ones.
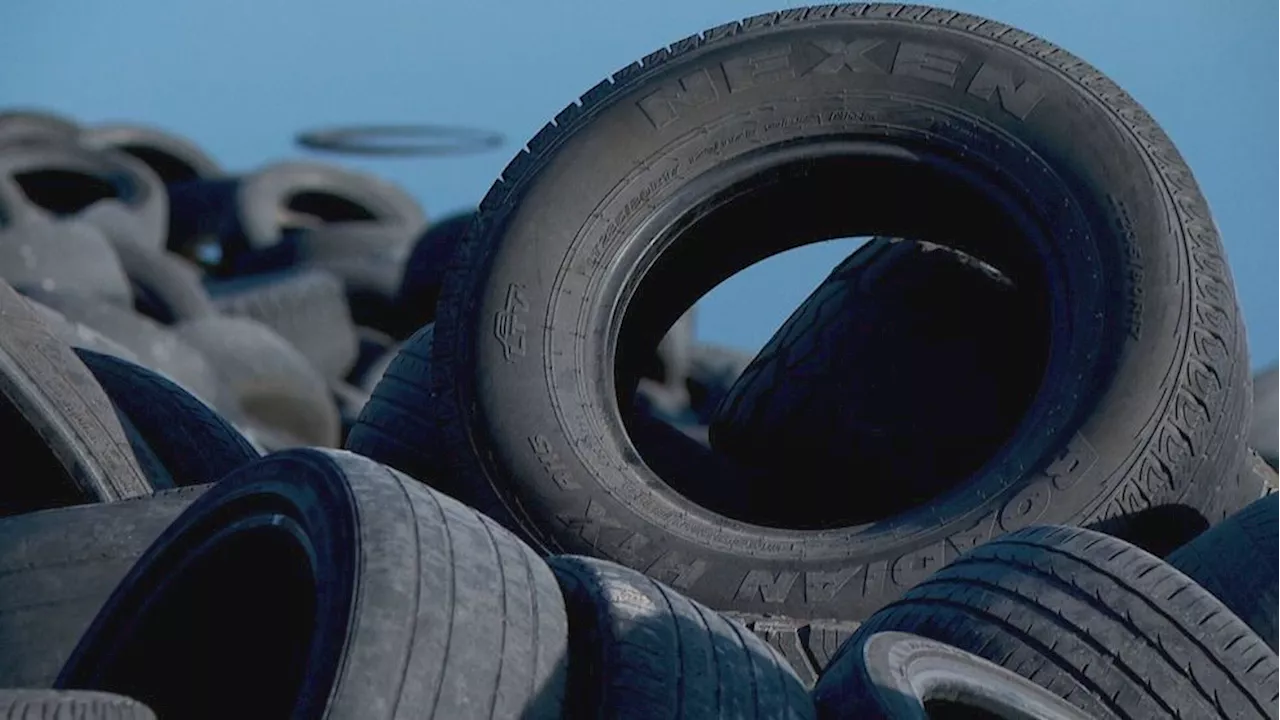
[290,221,415,332]
[0,280,153,516]
[173,316,341,448]
[813,631,1096,720]
[0,109,80,147]
[0,218,134,310]
[80,123,223,184]
[0,689,155,720]
[841,525,1278,720]
[0,487,207,687]
[1167,492,1278,651]
[547,555,814,719]
[57,448,568,720]
[424,4,1251,620]
[207,268,359,379]
[1250,364,1277,469]
[103,237,216,323]
[723,614,862,690]
[74,349,259,487]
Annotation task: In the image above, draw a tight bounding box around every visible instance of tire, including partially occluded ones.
[80,123,223,183]
[24,296,141,362]
[56,448,568,720]
[1250,364,1277,469]
[0,487,207,687]
[173,316,340,448]
[396,210,476,337]
[813,631,1097,720]
[0,280,153,516]
[710,238,1038,529]
[1167,492,1278,651]
[546,555,813,719]
[346,324,446,481]
[841,525,1278,720]
[20,289,230,413]
[722,614,862,690]
[687,342,754,424]
[0,109,80,148]
[0,217,134,310]
[290,221,416,332]
[207,268,359,380]
[103,236,216,323]
[426,4,1251,620]
[0,689,155,720]
[74,349,259,488]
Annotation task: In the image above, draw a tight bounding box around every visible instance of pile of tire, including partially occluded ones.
[1,5,1276,719]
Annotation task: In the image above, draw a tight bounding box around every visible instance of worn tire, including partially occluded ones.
[0,280,152,516]
[0,217,134,310]
[424,4,1252,620]
[0,689,155,719]
[813,631,1096,720]
[345,324,446,481]
[1167,492,1278,651]
[396,210,476,337]
[103,237,216,323]
[81,123,223,184]
[547,555,814,719]
[723,614,862,690]
[207,268,359,380]
[74,349,258,487]
[173,315,340,448]
[57,448,568,720]
[290,221,415,332]
[0,109,80,148]
[1250,364,1277,469]
[841,525,1279,720]
[710,238,1039,527]
[0,487,207,687]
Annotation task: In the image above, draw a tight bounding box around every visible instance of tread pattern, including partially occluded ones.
[710,238,1037,521]
[346,324,451,492]
[74,349,258,487]
[208,268,359,380]
[842,525,1279,720]
[1167,492,1278,651]
[722,614,861,689]
[0,689,155,720]
[547,555,814,719]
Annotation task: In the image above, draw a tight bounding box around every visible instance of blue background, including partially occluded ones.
[2,1,1275,366]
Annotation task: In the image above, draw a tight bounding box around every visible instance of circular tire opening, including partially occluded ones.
[285,190,378,226]
[91,523,317,719]
[614,144,1053,530]
[119,144,202,185]
[0,392,81,517]
[14,169,118,215]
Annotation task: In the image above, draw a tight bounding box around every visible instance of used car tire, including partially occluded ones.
[547,554,814,719]
[80,123,223,184]
[1249,364,1277,469]
[396,210,476,337]
[841,525,1278,720]
[418,4,1251,620]
[0,487,208,687]
[56,448,568,720]
[0,689,155,720]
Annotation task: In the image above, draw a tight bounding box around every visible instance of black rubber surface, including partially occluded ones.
[0,689,156,720]
[57,448,568,720]
[547,555,814,719]
[1250,364,1277,469]
[396,211,475,337]
[723,614,862,690]
[837,525,1279,720]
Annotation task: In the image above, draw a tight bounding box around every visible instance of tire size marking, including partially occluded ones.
[554,498,707,590]
[732,432,1100,606]
[636,37,1045,129]
[493,283,529,361]
[530,434,581,491]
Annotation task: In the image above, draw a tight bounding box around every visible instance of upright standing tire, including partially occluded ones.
[547,555,814,719]
[839,525,1278,720]
[0,487,208,687]
[56,448,567,720]
[0,280,153,516]
[423,4,1251,620]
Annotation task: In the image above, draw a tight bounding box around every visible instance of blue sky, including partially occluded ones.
[2,1,1275,367]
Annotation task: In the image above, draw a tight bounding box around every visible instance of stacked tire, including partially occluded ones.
[0,3,1274,718]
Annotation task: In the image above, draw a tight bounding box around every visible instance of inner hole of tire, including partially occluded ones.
[285,190,377,225]
[94,524,316,719]
[0,392,81,517]
[120,144,201,184]
[923,698,1005,719]
[14,169,118,215]
[615,148,1052,530]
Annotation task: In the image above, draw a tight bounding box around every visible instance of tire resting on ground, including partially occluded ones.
[814,631,1096,720]
[426,4,1252,619]
[74,349,259,487]
[0,280,152,515]
[0,689,156,720]
[835,525,1279,720]
[1167,492,1278,651]
[0,487,208,687]
[56,448,567,720]
[547,555,813,719]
